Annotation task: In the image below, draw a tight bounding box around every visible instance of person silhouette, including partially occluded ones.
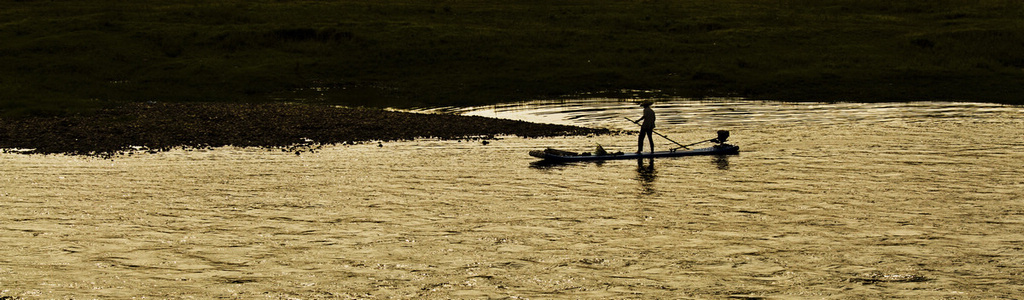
[636,100,655,153]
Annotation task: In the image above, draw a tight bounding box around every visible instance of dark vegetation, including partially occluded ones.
[2,0,1024,117]
[0,102,608,155]
[1,0,1023,154]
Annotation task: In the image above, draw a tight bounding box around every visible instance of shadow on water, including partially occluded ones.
[529,159,606,169]
[530,154,734,171]
[713,154,731,170]
[531,156,726,195]
[636,158,657,195]
[529,160,573,170]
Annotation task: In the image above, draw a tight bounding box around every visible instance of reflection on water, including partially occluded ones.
[3,99,1024,298]
[636,158,657,195]
[713,154,731,170]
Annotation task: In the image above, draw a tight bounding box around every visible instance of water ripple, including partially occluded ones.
[417,98,1024,130]
[3,100,1024,298]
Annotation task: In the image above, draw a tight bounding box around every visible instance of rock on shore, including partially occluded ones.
[0,102,608,156]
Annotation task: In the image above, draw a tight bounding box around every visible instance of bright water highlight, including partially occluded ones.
[2,100,1023,298]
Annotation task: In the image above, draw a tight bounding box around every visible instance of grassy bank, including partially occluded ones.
[2,0,1024,116]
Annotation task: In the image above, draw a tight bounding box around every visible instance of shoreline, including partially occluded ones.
[0,102,609,156]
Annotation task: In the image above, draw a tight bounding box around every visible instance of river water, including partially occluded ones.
[2,99,1023,299]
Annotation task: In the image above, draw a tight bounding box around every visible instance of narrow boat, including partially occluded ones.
[529,144,739,162]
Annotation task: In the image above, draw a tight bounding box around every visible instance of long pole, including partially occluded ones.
[680,138,715,148]
[624,117,688,150]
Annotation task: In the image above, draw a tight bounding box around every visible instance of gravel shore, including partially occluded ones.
[0,102,608,156]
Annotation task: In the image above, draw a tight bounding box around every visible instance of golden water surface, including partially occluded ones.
[2,100,1023,298]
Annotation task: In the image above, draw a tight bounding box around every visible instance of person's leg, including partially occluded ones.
[646,131,655,152]
[637,130,645,153]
